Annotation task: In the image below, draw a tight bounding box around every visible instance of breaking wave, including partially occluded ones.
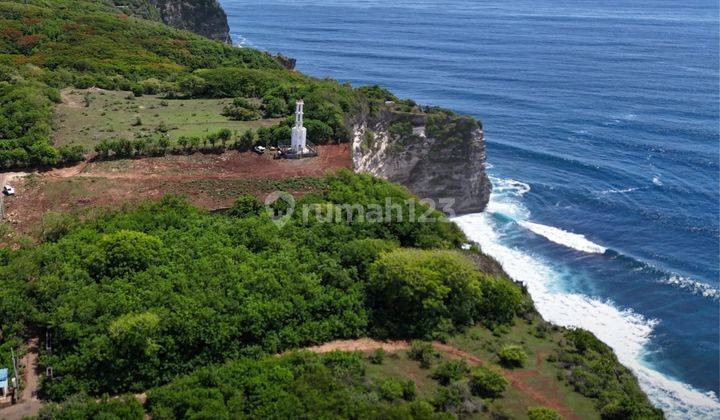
[661,275,720,301]
[453,176,720,419]
[519,220,607,254]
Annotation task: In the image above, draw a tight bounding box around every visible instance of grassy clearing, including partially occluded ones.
[52,89,281,148]
[357,316,601,419]
[448,317,600,419]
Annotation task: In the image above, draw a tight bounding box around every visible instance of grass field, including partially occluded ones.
[52,89,281,148]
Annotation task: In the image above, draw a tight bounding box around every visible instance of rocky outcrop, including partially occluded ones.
[352,106,491,215]
[147,0,231,43]
[113,0,232,43]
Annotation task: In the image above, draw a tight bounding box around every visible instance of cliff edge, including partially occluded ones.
[352,103,492,215]
[112,0,232,43]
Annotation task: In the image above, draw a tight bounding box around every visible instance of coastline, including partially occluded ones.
[453,178,720,419]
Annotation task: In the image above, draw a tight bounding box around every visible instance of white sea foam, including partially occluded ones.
[601,186,641,194]
[519,220,607,254]
[661,275,720,301]
[453,179,720,419]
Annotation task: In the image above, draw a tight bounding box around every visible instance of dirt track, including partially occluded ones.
[0,339,42,420]
[307,339,578,420]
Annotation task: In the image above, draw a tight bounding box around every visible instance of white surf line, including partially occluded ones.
[518,220,607,254]
[453,211,720,419]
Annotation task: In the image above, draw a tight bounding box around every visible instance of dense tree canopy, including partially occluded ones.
[0,171,523,399]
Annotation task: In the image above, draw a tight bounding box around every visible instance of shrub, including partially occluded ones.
[498,345,527,368]
[432,359,469,385]
[41,211,78,242]
[222,97,261,121]
[379,378,404,401]
[228,195,264,218]
[408,341,439,369]
[432,384,464,412]
[469,365,507,398]
[368,348,386,365]
[527,407,562,420]
[57,144,85,164]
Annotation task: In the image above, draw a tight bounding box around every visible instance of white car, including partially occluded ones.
[253,146,266,154]
[3,185,15,195]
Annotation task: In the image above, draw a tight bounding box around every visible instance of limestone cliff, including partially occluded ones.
[148,0,231,43]
[352,105,492,215]
[111,0,232,43]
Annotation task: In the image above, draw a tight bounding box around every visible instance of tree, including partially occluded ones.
[217,128,232,149]
[368,249,484,338]
[108,312,161,356]
[237,129,256,151]
[95,139,112,158]
[89,230,163,279]
[263,96,287,118]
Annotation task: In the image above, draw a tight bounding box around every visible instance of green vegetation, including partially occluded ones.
[557,328,664,419]
[432,359,469,385]
[38,394,144,420]
[368,249,525,339]
[469,365,507,399]
[0,171,512,400]
[145,351,444,419]
[498,344,528,368]
[528,407,563,420]
[0,2,663,419]
[52,90,278,149]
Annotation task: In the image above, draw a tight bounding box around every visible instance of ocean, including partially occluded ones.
[220,0,720,417]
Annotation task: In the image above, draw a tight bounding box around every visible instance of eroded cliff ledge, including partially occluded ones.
[352,104,492,215]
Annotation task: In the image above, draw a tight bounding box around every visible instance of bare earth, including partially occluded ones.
[1,145,352,236]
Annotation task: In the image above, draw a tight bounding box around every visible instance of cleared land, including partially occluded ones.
[53,88,281,148]
[1,145,352,238]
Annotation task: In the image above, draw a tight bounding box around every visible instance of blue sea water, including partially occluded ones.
[221,0,720,417]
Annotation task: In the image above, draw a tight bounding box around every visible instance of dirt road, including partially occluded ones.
[0,338,42,420]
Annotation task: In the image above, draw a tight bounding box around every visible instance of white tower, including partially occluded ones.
[290,100,307,153]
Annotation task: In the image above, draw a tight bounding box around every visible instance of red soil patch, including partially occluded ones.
[1,145,352,236]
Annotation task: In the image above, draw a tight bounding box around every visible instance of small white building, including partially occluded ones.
[279,100,317,159]
[290,99,308,154]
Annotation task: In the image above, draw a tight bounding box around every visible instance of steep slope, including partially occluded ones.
[353,104,492,214]
[110,0,232,43]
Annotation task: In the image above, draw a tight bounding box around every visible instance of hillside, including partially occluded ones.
[0,1,662,419]
[109,0,232,43]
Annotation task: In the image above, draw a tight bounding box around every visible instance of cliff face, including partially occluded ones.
[112,0,232,43]
[147,0,231,43]
[353,106,492,215]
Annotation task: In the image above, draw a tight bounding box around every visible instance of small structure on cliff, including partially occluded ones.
[277,100,317,159]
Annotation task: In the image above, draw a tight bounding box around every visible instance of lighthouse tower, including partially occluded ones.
[290,100,307,154]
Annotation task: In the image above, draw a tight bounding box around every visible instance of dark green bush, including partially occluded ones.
[527,407,562,420]
[498,345,527,368]
[408,341,440,369]
[469,365,507,398]
[432,359,469,385]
